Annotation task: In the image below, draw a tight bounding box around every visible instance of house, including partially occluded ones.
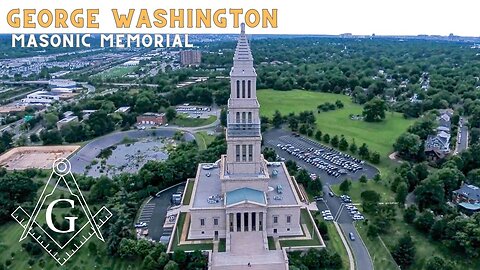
[136,113,166,126]
[424,109,453,162]
[452,184,480,215]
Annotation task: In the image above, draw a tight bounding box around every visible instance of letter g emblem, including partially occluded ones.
[46,199,78,234]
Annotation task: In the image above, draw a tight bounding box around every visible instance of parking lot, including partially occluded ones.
[263,129,379,185]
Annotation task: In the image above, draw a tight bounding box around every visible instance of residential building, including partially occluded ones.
[180,50,202,66]
[425,109,453,161]
[452,184,480,215]
[136,113,166,126]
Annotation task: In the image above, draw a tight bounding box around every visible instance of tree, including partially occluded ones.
[370,151,380,164]
[220,108,227,127]
[29,133,40,143]
[339,136,349,151]
[358,143,370,159]
[288,117,299,131]
[299,124,308,135]
[392,233,416,269]
[393,132,422,160]
[335,100,344,108]
[403,205,417,224]
[173,250,187,265]
[339,179,352,193]
[425,256,455,270]
[272,110,283,128]
[164,260,179,270]
[360,190,381,213]
[43,112,59,129]
[359,175,368,184]
[323,133,330,144]
[362,97,387,122]
[414,175,445,212]
[414,211,435,233]
[331,135,339,147]
[39,129,63,145]
[396,181,408,206]
[349,140,357,154]
[315,130,322,141]
[88,242,97,255]
[165,107,177,122]
[373,174,381,183]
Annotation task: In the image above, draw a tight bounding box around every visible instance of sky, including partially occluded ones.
[0,0,478,36]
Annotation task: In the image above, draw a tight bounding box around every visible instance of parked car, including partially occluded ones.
[349,232,355,241]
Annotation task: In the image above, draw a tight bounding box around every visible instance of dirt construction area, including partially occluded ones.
[0,145,80,170]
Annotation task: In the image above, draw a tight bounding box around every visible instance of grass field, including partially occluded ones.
[331,180,396,203]
[280,209,322,248]
[92,66,138,79]
[258,89,414,167]
[173,115,217,128]
[356,222,399,270]
[182,179,194,205]
[194,131,216,150]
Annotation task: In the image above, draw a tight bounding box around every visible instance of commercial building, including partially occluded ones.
[180,50,202,66]
[21,91,60,105]
[136,113,166,126]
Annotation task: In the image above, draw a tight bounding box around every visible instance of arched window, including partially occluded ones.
[242,80,246,98]
[236,80,240,98]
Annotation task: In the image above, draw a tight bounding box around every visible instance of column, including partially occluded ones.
[226,212,230,232]
[248,212,254,231]
[240,212,244,232]
[255,212,260,231]
[233,212,237,232]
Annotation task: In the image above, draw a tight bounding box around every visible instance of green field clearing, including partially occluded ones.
[280,209,322,248]
[182,179,194,205]
[194,131,216,150]
[173,115,217,128]
[258,89,414,167]
[92,66,138,79]
[331,180,396,203]
[356,222,399,270]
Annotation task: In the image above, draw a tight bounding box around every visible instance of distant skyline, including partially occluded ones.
[0,0,478,36]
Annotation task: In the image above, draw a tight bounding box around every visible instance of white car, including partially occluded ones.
[352,215,365,221]
[324,215,334,221]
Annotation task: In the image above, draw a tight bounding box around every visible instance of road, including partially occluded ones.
[263,129,375,269]
[317,186,374,270]
[138,183,186,241]
[69,129,195,175]
[455,117,469,154]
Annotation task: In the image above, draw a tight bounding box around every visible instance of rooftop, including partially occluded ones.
[454,183,480,201]
[191,160,299,209]
[226,187,266,206]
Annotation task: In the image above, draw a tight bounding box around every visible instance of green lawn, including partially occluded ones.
[280,209,322,248]
[356,222,399,270]
[194,131,216,150]
[325,222,350,270]
[258,89,414,166]
[182,179,194,205]
[331,180,396,203]
[218,238,226,252]
[267,237,276,250]
[170,212,213,252]
[173,115,217,128]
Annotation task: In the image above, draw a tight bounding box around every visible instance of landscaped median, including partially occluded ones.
[278,208,325,249]
[181,178,195,206]
[168,212,214,252]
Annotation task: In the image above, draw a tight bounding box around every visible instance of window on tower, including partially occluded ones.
[248,112,252,123]
[242,80,246,98]
[236,80,240,98]
[242,145,247,161]
[248,80,251,98]
[236,145,241,162]
[236,112,240,123]
[248,145,253,161]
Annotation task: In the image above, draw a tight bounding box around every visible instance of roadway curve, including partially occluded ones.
[69,129,195,175]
